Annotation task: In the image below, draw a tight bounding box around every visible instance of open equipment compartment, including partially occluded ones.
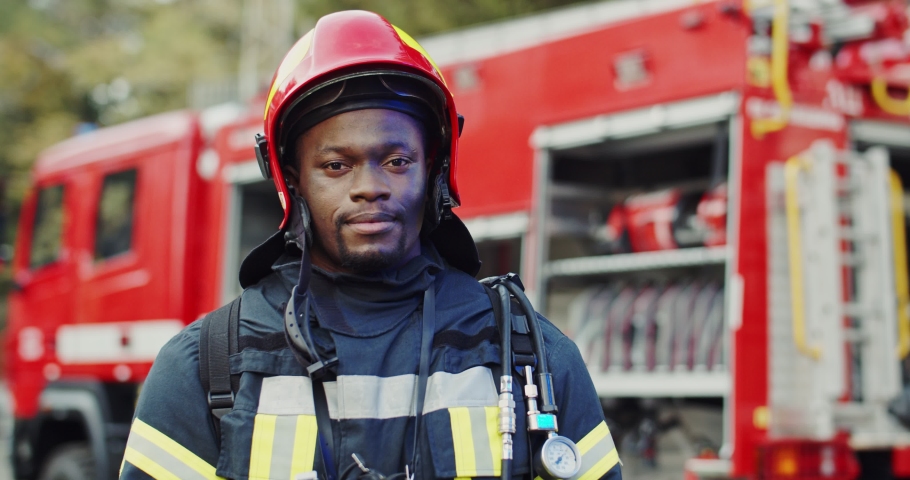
[529,94,738,477]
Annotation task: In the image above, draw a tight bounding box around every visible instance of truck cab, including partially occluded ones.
[4,110,221,480]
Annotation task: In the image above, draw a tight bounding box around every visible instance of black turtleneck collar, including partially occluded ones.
[272,242,444,338]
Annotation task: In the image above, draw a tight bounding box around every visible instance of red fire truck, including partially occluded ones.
[8,0,910,478]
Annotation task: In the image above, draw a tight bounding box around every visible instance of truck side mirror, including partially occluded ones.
[0,179,6,271]
[0,215,7,270]
[0,243,10,269]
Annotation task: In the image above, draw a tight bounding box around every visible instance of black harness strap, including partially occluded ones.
[199,297,242,441]
[312,375,337,480]
[482,280,536,370]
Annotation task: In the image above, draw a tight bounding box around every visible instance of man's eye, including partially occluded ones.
[388,158,411,167]
[326,162,345,171]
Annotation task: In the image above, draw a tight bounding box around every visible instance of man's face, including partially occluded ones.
[294,109,428,274]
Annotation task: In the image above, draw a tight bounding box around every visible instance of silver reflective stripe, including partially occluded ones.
[449,406,502,477]
[249,414,318,479]
[269,415,300,476]
[126,430,213,480]
[315,366,498,420]
[576,432,615,475]
[331,373,417,419]
[258,376,316,415]
[467,407,496,474]
[424,366,498,413]
[572,422,620,480]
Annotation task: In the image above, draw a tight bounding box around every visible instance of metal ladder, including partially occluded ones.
[767,139,910,446]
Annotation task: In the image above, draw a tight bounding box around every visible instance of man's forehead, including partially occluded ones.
[313,141,420,156]
[298,109,427,150]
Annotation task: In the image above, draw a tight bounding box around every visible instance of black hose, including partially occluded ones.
[494,284,513,480]
[495,284,512,374]
[339,461,359,480]
[502,280,548,375]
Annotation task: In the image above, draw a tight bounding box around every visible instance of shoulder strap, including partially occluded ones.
[481,283,504,336]
[480,276,536,370]
[199,297,242,441]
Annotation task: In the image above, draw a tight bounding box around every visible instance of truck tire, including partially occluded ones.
[38,443,95,480]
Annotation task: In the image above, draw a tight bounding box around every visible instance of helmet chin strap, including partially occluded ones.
[426,165,453,232]
[284,189,313,318]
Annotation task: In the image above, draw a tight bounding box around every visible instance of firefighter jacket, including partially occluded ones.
[120,243,622,480]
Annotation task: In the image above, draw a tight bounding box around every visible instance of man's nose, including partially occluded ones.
[349,163,392,201]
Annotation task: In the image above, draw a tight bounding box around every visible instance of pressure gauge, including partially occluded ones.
[535,435,581,480]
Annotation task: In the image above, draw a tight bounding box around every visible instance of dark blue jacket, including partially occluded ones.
[119,246,621,480]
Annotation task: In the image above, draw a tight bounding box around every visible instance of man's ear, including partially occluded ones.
[284,165,301,189]
[425,144,438,180]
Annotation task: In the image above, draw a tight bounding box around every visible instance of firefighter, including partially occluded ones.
[120,11,621,480]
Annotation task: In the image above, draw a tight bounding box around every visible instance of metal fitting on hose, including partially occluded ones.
[499,396,516,433]
[501,433,514,461]
[499,375,516,460]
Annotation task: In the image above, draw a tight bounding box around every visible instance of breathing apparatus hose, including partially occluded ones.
[502,281,558,414]
[494,284,514,480]
[502,281,547,373]
[497,284,512,382]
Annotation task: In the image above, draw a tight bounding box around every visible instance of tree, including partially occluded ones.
[0,0,593,329]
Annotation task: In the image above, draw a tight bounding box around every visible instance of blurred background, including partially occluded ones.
[0,0,590,332]
[7,1,910,479]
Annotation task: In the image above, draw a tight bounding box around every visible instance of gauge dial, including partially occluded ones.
[536,435,581,480]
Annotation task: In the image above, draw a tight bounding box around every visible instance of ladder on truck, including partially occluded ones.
[767,139,910,448]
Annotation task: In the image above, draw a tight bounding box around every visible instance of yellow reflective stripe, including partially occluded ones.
[123,446,181,480]
[449,406,502,476]
[249,414,278,479]
[484,406,502,474]
[577,421,609,455]
[290,415,318,478]
[576,449,620,480]
[450,407,478,475]
[249,413,316,480]
[130,418,221,479]
[573,421,619,480]
[532,421,620,480]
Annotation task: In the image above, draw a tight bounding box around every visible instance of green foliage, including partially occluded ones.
[304,0,586,36]
[0,0,245,328]
[0,0,592,327]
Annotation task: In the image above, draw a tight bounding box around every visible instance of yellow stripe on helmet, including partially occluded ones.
[392,26,447,86]
[265,30,314,120]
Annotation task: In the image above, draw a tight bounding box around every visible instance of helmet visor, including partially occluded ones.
[278,71,449,172]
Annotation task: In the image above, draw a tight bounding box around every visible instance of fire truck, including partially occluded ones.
[8,0,910,478]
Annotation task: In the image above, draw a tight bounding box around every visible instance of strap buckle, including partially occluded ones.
[306,357,339,380]
[208,391,235,419]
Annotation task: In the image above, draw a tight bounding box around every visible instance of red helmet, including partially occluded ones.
[255,10,461,230]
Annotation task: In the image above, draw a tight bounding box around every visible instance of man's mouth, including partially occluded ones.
[344,212,398,235]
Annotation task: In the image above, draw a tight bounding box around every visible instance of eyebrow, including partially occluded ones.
[315,141,419,157]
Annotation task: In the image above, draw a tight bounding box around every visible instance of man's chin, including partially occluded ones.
[339,249,400,273]
[333,228,412,274]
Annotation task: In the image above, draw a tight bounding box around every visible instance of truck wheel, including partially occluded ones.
[38,443,95,480]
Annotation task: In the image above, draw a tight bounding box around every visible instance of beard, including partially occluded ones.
[333,217,410,273]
